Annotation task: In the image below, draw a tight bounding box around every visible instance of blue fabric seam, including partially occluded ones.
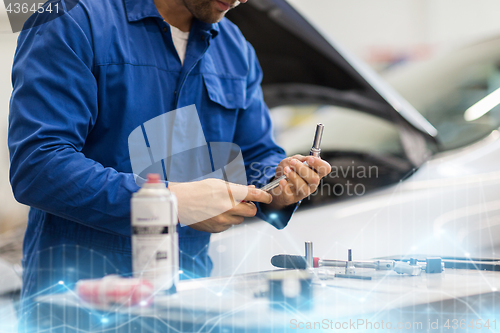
[94,62,245,80]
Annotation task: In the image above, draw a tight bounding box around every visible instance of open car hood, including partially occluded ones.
[226,0,438,141]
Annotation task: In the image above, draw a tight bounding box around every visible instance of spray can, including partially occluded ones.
[131,173,178,293]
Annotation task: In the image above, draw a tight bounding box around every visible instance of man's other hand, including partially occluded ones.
[266,155,332,210]
[169,179,272,233]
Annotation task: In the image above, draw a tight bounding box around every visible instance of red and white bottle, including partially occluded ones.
[131,173,178,293]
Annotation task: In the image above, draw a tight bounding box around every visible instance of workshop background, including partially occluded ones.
[0,0,500,258]
[1,0,500,231]
[1,0,500,330]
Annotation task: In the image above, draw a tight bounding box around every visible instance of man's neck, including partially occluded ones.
[154,0,193,32]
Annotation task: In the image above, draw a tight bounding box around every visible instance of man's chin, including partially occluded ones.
[196,11,226,24]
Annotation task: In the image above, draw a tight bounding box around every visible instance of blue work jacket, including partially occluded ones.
[8,0,296,310]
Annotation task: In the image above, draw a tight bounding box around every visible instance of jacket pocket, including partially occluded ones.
[202,73,246,110]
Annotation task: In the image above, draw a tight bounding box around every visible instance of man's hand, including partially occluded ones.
[267,155,332,210]
[169,179,272,233]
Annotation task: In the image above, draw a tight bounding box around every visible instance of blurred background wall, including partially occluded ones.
[288,0,500,70]
[0,28,24,234]
[0,0,500,232]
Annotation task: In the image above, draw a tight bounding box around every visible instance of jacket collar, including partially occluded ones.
[124,0,220,38]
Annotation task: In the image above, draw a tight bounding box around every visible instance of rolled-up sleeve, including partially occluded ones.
[8,7,139,236]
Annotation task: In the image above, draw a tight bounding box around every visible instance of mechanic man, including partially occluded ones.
[8,0,331,323]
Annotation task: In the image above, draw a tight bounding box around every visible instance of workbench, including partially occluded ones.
[32,266,500,332]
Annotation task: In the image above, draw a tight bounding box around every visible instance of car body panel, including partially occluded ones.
[210,131,500,276]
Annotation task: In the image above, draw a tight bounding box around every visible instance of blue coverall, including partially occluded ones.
[8,0,296,323]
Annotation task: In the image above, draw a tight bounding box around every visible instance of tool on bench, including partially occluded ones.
[271,242,446,279]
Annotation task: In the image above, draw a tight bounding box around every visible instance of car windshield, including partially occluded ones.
[384,38,500,151]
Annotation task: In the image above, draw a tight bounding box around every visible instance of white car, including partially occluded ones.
[210,1,500,277]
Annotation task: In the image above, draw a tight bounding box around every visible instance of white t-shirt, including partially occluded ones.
[170,25,189,65]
